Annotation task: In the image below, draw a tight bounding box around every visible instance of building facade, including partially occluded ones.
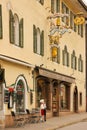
[0,0,87,127]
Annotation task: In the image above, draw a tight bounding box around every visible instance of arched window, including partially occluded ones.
[71,50,77,70]
[14,14,19,46]
[16,80,25,112]
[78,54,83,72]
[9,10,24,47]
[62,46,69,66]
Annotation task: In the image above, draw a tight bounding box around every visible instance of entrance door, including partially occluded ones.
[73,86,78,112]
[52,81,59,116]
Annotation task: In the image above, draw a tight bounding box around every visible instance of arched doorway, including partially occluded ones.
[16,80,25,113]
[73,86,78,112]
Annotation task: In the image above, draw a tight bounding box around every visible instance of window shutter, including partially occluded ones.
[9,10,14,43]
[78,58,80,71]
[19,18,24,48]
[71,54,73,68]
[81,60,83,72]
[51,0,54,13]
[67,52,69,67]
[81,25,83,37]
[56,0,60,13]
[33,25,37,53]
[0,5,2,39]
[75,56,77,70]
[40,30,44,56]
[62,50,65,65]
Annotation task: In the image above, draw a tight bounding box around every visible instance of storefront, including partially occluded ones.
[35,67,75,117]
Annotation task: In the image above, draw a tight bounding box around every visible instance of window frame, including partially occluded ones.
[62,46,69,67]
[71,50,77,70]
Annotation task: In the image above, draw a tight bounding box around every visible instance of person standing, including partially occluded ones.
[40,99,44,122]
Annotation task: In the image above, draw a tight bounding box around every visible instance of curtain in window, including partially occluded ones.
[19,18,24,48]
[0,5,2,39]
[9,10,14,43]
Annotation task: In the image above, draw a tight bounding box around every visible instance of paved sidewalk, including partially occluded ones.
[4,112,87,130]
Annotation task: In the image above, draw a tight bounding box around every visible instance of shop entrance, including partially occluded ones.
[52,81,59,116]
[36,78,51,110]
[73,86,78,112]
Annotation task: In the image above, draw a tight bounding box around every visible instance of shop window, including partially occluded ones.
[51,0,60,13]
[78,54,83,72]
[62,46,69,67]
[33,25,44,56]
[9,10,24,47]
[16,80,25,113]
[0,5,2,39]
[60,84,70,110]
[71,50,77,70]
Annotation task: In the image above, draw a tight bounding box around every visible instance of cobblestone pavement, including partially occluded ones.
[3,112,87,130]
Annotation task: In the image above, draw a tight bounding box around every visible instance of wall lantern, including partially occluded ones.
[52,46,57,58]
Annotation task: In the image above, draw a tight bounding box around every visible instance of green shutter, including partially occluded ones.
[51,0,54,13]
[19,18,24,48]
[56,0,60,13]
[62,50,65,65]
[78,58,80,71]
[40,30,44,56]
[81,60,83,72]
[75,56,77,70]
[0,5,2,39]
[71,54,73,68]
[67,52,69,67]
[81,25,83,37]
[9,10,14,43]
[33,25,37,53]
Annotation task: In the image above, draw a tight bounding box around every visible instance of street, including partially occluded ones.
[56,121,87,130]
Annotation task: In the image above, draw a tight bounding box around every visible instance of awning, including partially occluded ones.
[37,67,75,83]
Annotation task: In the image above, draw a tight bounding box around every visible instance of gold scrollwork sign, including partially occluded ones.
[49,35,60,44]
[74,16,85,25]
